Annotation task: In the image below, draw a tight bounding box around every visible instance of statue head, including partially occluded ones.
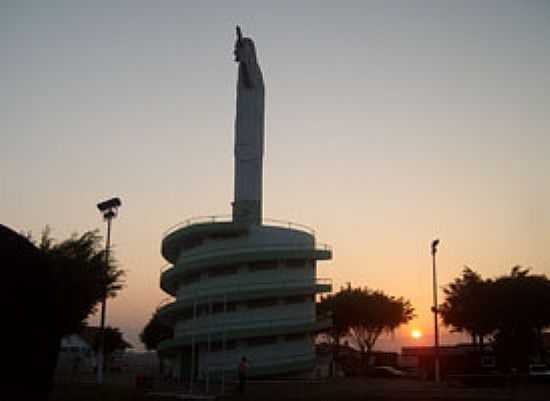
[234,26,258,65]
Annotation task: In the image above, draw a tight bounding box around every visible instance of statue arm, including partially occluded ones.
[236,26,243,44]
[234,26,262,89]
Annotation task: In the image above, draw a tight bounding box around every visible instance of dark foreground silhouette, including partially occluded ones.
[50,377,550,401]
[1,224,58,400]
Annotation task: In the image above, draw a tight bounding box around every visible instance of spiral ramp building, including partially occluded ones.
[157,216,332,380]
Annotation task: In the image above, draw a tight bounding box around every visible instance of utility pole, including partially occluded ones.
[431,239,440,383]
[96,197,122,384]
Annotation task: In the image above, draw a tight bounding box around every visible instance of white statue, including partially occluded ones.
[233,26,265,225]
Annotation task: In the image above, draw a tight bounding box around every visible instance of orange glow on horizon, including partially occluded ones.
[411,329,422,339]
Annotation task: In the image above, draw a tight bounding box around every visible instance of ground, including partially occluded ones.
[50,377,550,401]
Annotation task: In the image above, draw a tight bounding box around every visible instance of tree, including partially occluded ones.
[30,226,124,394]
[90,326,132,355]
[346,287,414,370]
[318,285,414,373]
[441,265,550,372]
[3,224,55,400]
[317,284,357,349]
[35,226,125,335]
[3,224,124,400]
[490,266,550,371]
[140,309,174,351]
[439,267,496,347]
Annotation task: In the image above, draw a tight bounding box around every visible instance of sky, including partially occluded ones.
[2,1,549,351]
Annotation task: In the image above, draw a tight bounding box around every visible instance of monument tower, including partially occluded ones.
[157,27,333,381]
[233,25,265,225]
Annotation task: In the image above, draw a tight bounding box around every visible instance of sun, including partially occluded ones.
[411,329,422,339]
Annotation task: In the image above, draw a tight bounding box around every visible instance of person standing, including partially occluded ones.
[238,356,249,393]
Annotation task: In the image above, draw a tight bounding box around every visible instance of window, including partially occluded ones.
[182,237,204,251]
[284,295,310,304]
[180,308,193,320]
[209,232,242,240]
[247,298,278,309]
[181,272,201,285]
[213,302,237,313]
[285,259,307,269]
[208,265,238,278]
[210,342,223,352]
[249,260,278,272]
[247,336,277,347]
[210,340,237,351]
[284,334,306,342]
[197,304,210,316]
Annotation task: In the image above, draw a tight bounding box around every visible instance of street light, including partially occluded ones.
[96,197,121,384]
[431,238,440,383]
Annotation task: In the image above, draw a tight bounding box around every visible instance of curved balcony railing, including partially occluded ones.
[176,315,329,337]
[160,242,332,274]
[159,278,332,305]
[158,317,331,352]
[160,263,172,274]
[157,296,175,309]
[162,215,317,239]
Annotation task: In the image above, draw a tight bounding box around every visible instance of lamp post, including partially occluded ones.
[96,197,121,384]
[431,238,440,383]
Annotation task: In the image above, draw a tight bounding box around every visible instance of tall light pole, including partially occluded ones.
[431,238,440,383]
[96,197,122,384]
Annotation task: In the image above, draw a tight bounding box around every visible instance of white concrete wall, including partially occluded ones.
[175,261,315,299]
[175,225,314,266]
[174,300,315,337]
[196,336,315,375]
[167,224,326,379]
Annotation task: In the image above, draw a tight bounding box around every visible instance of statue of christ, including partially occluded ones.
[232,26,265,225]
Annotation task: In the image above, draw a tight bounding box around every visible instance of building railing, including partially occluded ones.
[158,278,332,309]
[176,316,331,336]
[162,215,317,239]
[160,263,172,274]
[157,296,175,309]
[160,242,332,274]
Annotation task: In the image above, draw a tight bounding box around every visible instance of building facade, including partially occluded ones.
[157,217,332,380]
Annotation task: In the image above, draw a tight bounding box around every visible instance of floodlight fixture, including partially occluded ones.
[97,197,121,219]
[431,239,439,255]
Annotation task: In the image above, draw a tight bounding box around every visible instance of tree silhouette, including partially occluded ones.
[3,224,124,399]
[491,266,550,371]
[35,226,125,335]
[318,285,414,373]
[91,326,132,356]
[347,287,414,370]
[3,224,54,400]
[439,267,495,347]
[441,266,550,372]
[140,309,174,351]
[317,284,356,349]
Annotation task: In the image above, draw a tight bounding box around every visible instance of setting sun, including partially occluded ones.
[411,329,423,339]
